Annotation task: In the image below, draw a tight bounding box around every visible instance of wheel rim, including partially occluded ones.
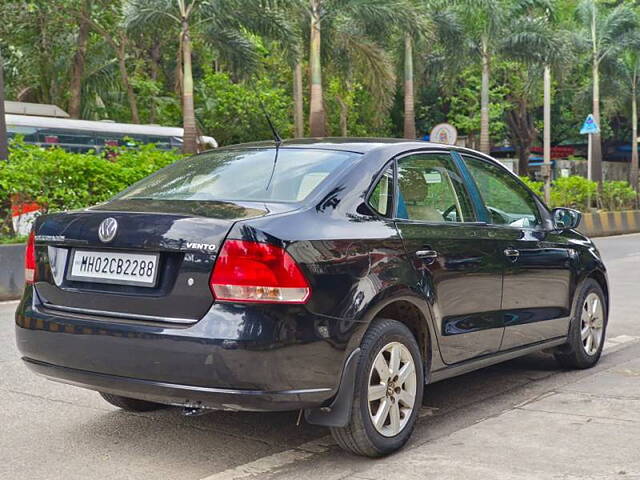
[367,341,417,437]
[581,292,604,356]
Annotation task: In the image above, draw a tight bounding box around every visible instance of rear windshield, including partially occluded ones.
[116,148,360,203]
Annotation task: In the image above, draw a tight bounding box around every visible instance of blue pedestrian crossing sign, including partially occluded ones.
[580,114,600,135]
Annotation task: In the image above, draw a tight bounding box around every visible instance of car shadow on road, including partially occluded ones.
[58,351,563,477]
[422,352,560,412]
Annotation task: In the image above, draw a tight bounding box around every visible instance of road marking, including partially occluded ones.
[199,436,333,480]
[606,334,639,344]
[0,300,19,306]
[604,335,640,354]
[200,406,439,480]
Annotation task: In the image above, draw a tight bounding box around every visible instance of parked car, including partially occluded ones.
[15,139,608,457]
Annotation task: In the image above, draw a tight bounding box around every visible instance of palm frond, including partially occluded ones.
[333,25,396,114]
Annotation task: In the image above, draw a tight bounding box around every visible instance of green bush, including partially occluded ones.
[196,71,293,146]
[600,181,637,211]
[519,176,544,197]
[550,176,597,211]
[0,140,184,237]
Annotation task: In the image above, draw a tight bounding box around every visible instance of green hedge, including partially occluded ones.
[0,140,184,238]
[1,141,638,241]
[520,176,637,211]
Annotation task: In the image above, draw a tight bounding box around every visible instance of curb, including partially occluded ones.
[578,210,640,237]
[0,243,25,301]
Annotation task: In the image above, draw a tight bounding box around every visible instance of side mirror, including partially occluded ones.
[552,207,582,231]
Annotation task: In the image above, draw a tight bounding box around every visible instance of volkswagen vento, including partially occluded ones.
[15,139,608,456]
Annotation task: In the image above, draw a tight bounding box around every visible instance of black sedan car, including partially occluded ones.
[15,139,608,457]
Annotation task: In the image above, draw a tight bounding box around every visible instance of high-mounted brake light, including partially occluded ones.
[210,240,310,304]
[25,231,36,284]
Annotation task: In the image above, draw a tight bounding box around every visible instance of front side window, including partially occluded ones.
[116,148,360,203]
[396,153,475,223]
[462,155,541,228]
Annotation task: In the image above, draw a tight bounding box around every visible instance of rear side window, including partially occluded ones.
[462,155,541,228]
[116,148,360,203]
[369,166,393,216]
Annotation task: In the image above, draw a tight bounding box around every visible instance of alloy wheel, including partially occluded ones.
[367,341,417,437]
[581,292,604,356]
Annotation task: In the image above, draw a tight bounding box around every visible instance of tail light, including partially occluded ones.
[25,231,36,284]
[210,240,310,304]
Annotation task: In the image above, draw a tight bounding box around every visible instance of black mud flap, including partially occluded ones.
[304,347,361,428]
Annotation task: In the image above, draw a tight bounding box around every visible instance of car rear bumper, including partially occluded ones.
[15,286,363,411]
[22,357,331,411]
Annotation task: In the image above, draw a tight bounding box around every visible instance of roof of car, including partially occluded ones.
[220,137,447,154]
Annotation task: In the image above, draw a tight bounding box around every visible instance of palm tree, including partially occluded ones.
[68,0,92,119]
[501,1,569,179]
[609,45,640,192]
[450,0,554,156]
[449,0,507,154]
[305,0,412,137]
[575,0,637,184]
[323,15,400,136]
[402,5,460,139]
[126,0,291,153]
[400,2,438,139]
[625,50,640,193]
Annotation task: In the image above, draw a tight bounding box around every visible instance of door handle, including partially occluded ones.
[504,248,520,260]
[416,249,439,260]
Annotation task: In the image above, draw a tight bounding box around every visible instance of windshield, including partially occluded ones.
[116,148,360,203]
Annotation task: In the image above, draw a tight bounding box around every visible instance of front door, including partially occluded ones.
[460,154,573,350]
[394,151,505,364]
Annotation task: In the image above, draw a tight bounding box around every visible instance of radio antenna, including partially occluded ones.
[251,81,282,190]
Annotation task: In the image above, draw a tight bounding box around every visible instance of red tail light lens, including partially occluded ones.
[25,231,36,284]
[210,240,310,304]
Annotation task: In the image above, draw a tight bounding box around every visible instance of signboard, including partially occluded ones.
[580,114,600,135]
[430,123,458,145]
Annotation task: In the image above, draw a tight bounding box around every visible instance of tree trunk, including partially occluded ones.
[68,0,91,119]
[506,98,535,176]
[0,49,12,237]
[149,40,162,124]
[543,65,552,204]
[0,48,8,161]
[181,23,198,154]
[293,60,304,137]
[631,78,639,193]
[308,0,326,137]
[80,13,138,123]
[479,40,491,155]
[115,40,140,124]
[403,34,416,139]
[336,95,348,137]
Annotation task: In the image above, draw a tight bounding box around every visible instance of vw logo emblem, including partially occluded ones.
[98,218,118,243]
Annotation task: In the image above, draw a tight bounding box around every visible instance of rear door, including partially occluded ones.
[393,151,505,364]
[459,154,573,350]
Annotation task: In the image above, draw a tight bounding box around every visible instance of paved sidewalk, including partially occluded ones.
[349,361,640,479]
[256,341,640,480]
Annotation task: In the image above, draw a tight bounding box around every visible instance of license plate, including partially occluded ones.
[68,250,160,287]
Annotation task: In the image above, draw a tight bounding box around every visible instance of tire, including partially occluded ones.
[99,392,166,412]
[554,279,607,369]
[330,318,424,457]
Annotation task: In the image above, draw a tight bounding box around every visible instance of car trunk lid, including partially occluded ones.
[33,199,290,323]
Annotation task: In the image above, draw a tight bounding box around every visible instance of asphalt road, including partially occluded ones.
[1,233,639,480]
